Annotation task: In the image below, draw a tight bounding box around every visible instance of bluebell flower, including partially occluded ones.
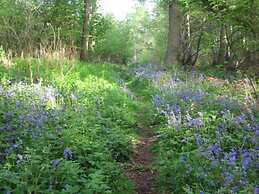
[176,90,193,102]
[51,159,61,169]
[220,109,231,117]
[229,150,238,164]
[253,124,259,133]
[199,74,206,81]
[192,89,205,102]
[5,91,14,98]
[241,151,252,170]
[234,114,246,126]
[231,186,238,193]
[239,177,248,186]
[188,118,203,128]
[207,144,221,159]
[153,95,166,109]
[222,172,233,186]
[217,123,226,132]
[16,101,22,108]
[64,147,73,160]
[245,124,253,131]
[195,134,206,147]
[252,129,259,145]
[254,186,259,194]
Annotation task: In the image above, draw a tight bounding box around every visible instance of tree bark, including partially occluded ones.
[164,2,182,65]
[80,0,90,61]
[217,24,226,65]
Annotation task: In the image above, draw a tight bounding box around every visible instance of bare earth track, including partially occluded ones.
[125,126,157,194]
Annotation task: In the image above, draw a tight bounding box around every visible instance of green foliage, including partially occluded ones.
[94,19,134,64]
[0,59,137,193]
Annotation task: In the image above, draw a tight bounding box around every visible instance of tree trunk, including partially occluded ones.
[217,24,225,65]
[80,0,90,61]
[164,2,182,65]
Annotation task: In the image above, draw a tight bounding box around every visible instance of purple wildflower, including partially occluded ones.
[234,114,246,126]
[217,123,226,132]
[229,150,238,164]
[195,134,205,147]
[51,159,61,169]
[231,186,238,193]
[207,144,221,159]
[241,151,252,170]
[192,89,205,102]
[188,118,203,128]
[153,95,166,109]
[64,147,73,160]
[254,186,259,194]
[222,172,233,186]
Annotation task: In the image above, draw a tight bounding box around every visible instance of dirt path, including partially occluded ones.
[125,126,157,194]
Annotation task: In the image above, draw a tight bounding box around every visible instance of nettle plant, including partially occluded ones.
[134,64,259,193]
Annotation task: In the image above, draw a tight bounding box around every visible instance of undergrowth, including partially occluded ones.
[132,64,259,194]
[0,59,138,194]
[1,59,258,194]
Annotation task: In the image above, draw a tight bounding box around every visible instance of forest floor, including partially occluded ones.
[1,60,258,194]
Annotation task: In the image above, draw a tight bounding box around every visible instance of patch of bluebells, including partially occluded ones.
[0,82,72,165]
[117,79,135,99]
[187,117,204,128]
[135,64,259,193]
[134,64,183,90]
[173,89,205,103]
[194,119,258,193]
[152,95,182,127]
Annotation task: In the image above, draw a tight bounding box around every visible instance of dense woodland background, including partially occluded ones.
[1,0,258,74]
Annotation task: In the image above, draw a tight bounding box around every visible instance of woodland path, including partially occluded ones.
[124,95,158,194]
[125,126,157,194]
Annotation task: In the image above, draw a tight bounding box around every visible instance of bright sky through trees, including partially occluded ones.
[99,0,155,19]
[99,0,136,19]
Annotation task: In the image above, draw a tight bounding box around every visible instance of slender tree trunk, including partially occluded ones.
[164,2,182,65]
[80,0,90,61]
[217,24,225,65]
